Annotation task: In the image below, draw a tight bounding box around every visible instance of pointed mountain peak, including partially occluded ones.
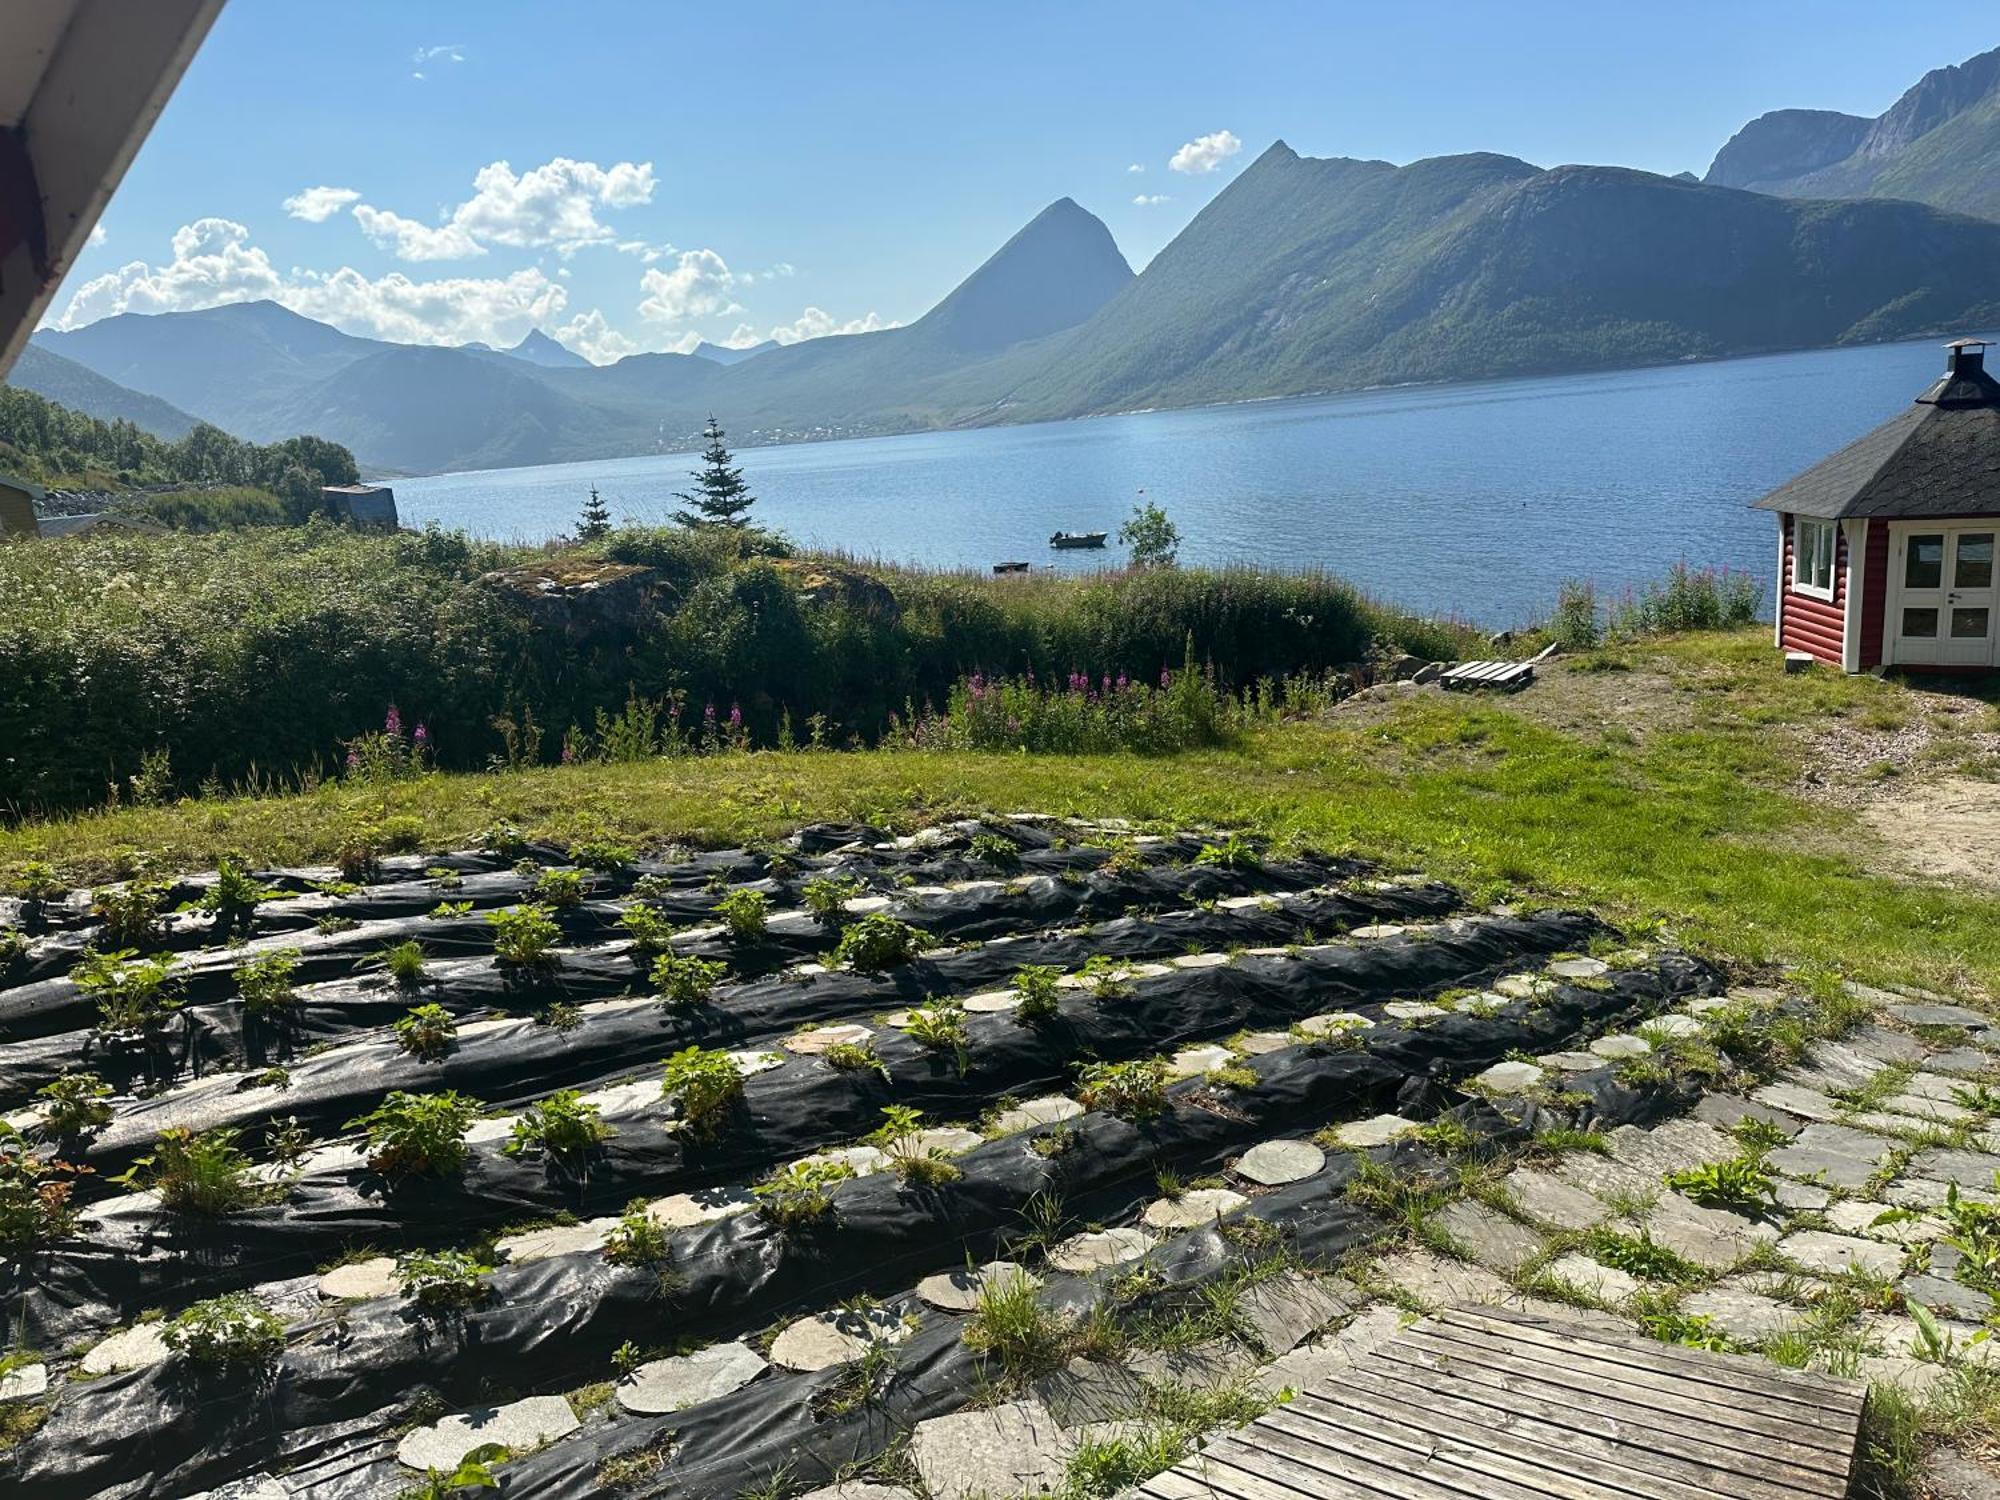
[1250,139,1300,169]
[913,199,1134,356]
[504,329,590,368]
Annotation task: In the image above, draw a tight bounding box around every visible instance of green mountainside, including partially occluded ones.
[4,343,202,440]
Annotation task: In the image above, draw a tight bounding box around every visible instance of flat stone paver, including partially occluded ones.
[496,1221,611,1262]
[989,1096,1083,1135]
[319,1256,399,1300]
[963,990,1022,1014]
[1233,1030,1291,1055]
[1768,1123,1897,1190]
[1678,1287,1808,1347]
[1349,924,1406,940]
[1631,1192,1778,1272]
[1048,1227,1153,1273]
[644,1186,755,1227]
[1142,1188,1248,1231]
[1238,1272,1353,1356]
[1749,1082,1844,1123]
[1383,1001,1445,1021]
[617,1341,767,1414]
[1494,975,1552,1001]
[397,1395,579,1471]
[1692,1095,1803,1137]
[1898,1272,1993,1323]
[81,1322,172,1374]
[1234,1139,1325,1186]
[1589,1034,1651,1060]
[1549,957,1610,980]
[1543,1253,1643,1307]
[1780,1229,1904,1279]
[916,1260,1037,1312]
[1166,1044,1236,1079]
[911,1399,1068,1500]
[1551,1152,1657,1203]
[769,1306,909,1371]
[1295,1012,1372,1040]
[1373,1249,1513,1309]
[0,1362,47,1401]
[1825,1199,1942,1246]
[786,1023,875,1056]
[1322,1114,1421,1149]
[798,1486,916,1500]
[1537,1051,1601,1072]
[1472,1060,1543,1095]
[1432,1199,1545,1275]
[1502,1167,1615,1230]
[1255,1304,1410,1396]
[1606,1120,1734,1177]
[1910,1148,2000,1188]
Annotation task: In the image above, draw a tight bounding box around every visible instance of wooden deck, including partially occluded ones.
[1439,660,1535,692]
[1134,1305,1869,1500]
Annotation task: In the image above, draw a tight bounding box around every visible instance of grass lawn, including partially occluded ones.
[9,627,1999,992]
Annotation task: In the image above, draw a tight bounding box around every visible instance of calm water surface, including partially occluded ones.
[393,338,1974,626]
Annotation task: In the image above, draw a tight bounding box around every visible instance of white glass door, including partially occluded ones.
[1894,529,1998,666]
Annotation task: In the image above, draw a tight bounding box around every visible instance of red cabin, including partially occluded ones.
[1755,338,2000,673]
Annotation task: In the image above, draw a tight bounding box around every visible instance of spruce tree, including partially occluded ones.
[576,485,613,541]
[672,417,756,529]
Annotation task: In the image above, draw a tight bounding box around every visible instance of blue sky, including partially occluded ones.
[53,2,1992,362]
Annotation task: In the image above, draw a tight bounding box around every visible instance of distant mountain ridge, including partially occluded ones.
[28,82,2000,475]
[1706,44,2000,220]
[4,343,203,439]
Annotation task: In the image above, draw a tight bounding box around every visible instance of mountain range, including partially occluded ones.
[1705,44,2000,220]
[15,43,2000,476]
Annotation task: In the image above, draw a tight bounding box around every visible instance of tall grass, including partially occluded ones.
[1544,564,1762,649]
[0,522,1471,814]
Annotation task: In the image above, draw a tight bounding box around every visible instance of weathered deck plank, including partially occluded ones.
[1142,1305,1867,1500]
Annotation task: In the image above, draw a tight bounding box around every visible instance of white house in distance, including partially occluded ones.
[1754,338,2000,673]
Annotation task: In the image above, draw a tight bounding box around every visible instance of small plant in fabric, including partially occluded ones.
[1075,1057,1171,1120]
[1193,834,1260,871]
[753,1158,854,1228]
[571,838,634,872]
[72,950,183,1035]
[489,902,562,966]
[652,953,726,1009]
[969,833,1021,868]
[35,1071,113,1138]
[532,868,587,908]
[715,888,769,941]
[660,1047,743,1137]
[335,826,383,882]
[800,874,867,928]
[395,1249,493,1308]
[1011,964,1064,1023]
[234,949,303,1016]
[482,822,529,859]
[833,913,923,972]
[0,1125,85,1250]
[161,1293,286,1366]
[1665,1154,1774,1213]
[116,1126,270,1215]
[393,1003,458,1061]
[369,939,429,987]
[197,859,279,927]
[0,926,25,972]
[396,1446,506,1500]
[868,1104,964,1186]
[10,860,67,905]
[619,904,679,955]
[603,1203,670,1267]
[504,1090,613,1162]
[824,1041,888,1078]
[903,998,969,1071]
[90,879,171,946]
[349,1091,477,1176]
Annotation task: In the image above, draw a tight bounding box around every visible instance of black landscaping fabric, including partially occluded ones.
[0,822,1723,1499]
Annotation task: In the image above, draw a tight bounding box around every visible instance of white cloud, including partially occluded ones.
[1132,194,1171,207]
[637,248,741,323]
[766,306,897,344]
[86,223,107,248]
[1169,129,1242,175]
[49,217,573,349]
[352,203,484,261]
[555,308,639,364]
[282,186,361,223]
[349,156,657,263]
[411,43,464,80]
[1127,163,1145,173]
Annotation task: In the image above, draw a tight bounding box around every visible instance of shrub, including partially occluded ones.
[371,939,429,987]
[393,1003,458,1060]
[10,860,67,904]
[1546,579,1602,651]
[234,949,302,1016]
[1012,964,1063,1024]
[0,1126,84,1250]
[504,1089,613,1161]
[800,874,866,928]
[160,1294,285,1366]
[490,902,561,965]
[349,1091,477,1176]
[619,904,678,954]
[752,1158,853,1228]
[1193,834,1260,871]
[72,949,183,1035]
[833,913,923,972]
[36,1072,113,1137]
[532,868,587,908]
[571,838,634,872]
[1075,1057,1171,1120]
[603,1202,670,1267]
[335,827,382,883]
[652,952,726,1009]
[969,833,1021,868]
[90,880,171,947]
[660,1047,743,1137]
[715,888,768,940]
[1605,563,1763,637]
[395,1249,492,1308]
[116,1126,267,1215]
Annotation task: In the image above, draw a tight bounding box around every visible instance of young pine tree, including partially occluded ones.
[576,485,613,541]
[672,417,757,529]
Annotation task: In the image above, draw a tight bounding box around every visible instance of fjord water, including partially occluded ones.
[395,337,1966,626]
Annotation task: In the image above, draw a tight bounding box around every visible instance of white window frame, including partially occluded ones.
[1792,516,1837,602]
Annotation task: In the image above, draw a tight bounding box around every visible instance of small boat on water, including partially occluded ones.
[1049,530,1107,549]
[992,560,1029,574]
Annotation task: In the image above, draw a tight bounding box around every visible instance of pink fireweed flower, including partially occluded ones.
[728,703,742,729]
[561,741,576,765]
[413,723,429,747]
[345,748,360,770]
[384,705,403,738]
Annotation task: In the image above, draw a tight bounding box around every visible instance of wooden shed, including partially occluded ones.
[0,472,43,536]
[1755,338,2000,672]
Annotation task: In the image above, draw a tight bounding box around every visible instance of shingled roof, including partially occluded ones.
[1753,341,2000,520]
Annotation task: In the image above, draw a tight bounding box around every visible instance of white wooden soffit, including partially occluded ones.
[0,0,225,378]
